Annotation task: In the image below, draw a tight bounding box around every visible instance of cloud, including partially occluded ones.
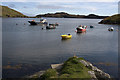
[8,4,16,8]
[36,4,64,9]
[1,0,27,2]
[22,12,35,16]
[1,0,119,2]
[23,6,28,8]
[85,6,97,11]
[1,2,118,16]
[119,1,120,13]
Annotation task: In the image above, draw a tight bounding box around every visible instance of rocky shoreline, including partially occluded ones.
[27,57,111,80]
[99,14,120,25]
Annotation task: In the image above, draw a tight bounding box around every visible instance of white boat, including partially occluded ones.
[46,24,56,29]
[40,19,47,23]
[108,27,114,31]
[76,25,87,33]
[28,19,48,25]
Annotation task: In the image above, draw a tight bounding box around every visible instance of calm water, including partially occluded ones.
[2,18,118,78]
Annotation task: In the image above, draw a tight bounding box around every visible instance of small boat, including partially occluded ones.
[49,23,59,26]
[108,27,114,31]
[55,23,59,26]
[61,34,72,39]
[46,24,56,29]
[76,25,87,33]
[90,25,94,28]
[28,19,48,25]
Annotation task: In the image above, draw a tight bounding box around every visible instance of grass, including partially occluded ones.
[0,5,28,17]
[39,57,92,80]
[40,69,58,80]
[59,57,91,78]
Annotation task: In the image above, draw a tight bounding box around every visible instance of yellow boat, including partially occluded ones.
[61,34,72,39]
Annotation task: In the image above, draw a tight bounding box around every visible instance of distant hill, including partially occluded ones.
[0,5,109,19]
[36,12,108,19]
[99,14,120,25]
[84,14,108,19]
[0,5,28,18]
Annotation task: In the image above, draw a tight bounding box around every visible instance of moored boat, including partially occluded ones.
[46,24,56,29]
[28,19,48,25]
[90,25,94,28]
[108,27,114,31]
[55,23,59,26]
[61,34,72,39]
[76,25,87,33]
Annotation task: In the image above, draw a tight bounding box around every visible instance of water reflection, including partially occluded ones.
[76,32,86,35]
[61,38,72,42]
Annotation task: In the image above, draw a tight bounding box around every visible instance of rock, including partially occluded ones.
[79,60,111,79]
[79,60,89,67]
[27,71,45,78]
[95,71,111,79]
[79,60,94,70]
[88,71,97,79]
[51,63,63,70]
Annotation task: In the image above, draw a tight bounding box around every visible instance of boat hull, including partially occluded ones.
[28,21,37,25]
[46,26,56,29]
[90,26,94,28]
[61,35,72,39]
[76,28,86,33]
[108,29,114,31]
[108,27,114,31]
[28,21,48,25]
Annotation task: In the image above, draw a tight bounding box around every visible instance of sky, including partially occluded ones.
[1,0,120,16]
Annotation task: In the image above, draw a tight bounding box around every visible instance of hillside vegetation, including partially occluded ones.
[40,57,91,80]
[99,14,120,25]
[0,5,28,17]
[36,12,108,19]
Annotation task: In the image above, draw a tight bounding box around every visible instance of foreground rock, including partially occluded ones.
[27,57,111,80]
[79,60,111,79]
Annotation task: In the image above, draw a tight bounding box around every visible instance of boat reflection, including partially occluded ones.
[76,31,86,35]
[61,38,72,42]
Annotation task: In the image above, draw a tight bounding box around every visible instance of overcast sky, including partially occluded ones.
[1,0,120,16]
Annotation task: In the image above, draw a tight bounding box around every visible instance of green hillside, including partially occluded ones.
[0,5,28,17]
[99,14,120,25]
[40,57,91,80]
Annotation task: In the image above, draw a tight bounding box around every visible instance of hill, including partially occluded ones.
[36,12,108,19]
[99,14,120,25]
[0,5,28,18]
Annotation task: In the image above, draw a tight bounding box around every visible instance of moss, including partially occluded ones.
[40,69,57,80]
[59,57,91,78]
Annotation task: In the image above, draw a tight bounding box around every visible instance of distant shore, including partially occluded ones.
[99,14,120,25]
[36,12,108,19]
[2,12,108,19]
